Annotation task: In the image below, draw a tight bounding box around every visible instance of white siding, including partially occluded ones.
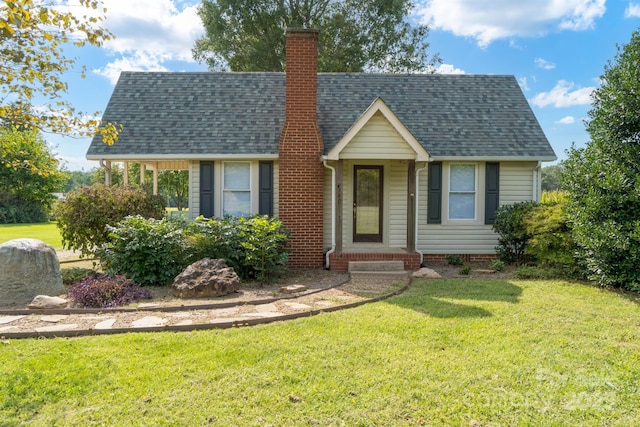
[389,160,407,248]
[188,161,200,220]
[342,164,353,246]
[500,161,537,205]
[420,224,499,254]
[417,161,538,254]
[323,167,333,249]
[340,112,416,159]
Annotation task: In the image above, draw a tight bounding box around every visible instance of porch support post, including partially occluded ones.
[140,163,145,185]
[407,160,416,252]
[123,161,129,186]
[104,160,112,186]
[152,162,159,195]
[335,159,343,254]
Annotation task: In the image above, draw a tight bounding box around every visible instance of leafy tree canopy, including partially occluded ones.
[564,29,640,290]
[0,126,67,207]
[541,163,563,192]
[192,0,440,73]
[0,0,120,144]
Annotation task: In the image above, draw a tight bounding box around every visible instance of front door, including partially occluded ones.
[353,165,383,242]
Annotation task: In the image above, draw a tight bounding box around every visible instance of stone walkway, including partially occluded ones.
[0,274,411,339]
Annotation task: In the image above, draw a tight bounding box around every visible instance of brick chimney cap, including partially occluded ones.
[286,28,319,35]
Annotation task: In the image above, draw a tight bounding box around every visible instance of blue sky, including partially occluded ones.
[51,0,640,170]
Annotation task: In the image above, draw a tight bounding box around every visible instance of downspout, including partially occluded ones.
[532,161,541,202]
[323,160,336,269]
[415,162,428,266]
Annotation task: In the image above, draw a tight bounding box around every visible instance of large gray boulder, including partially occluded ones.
[172,258,241,298]
[0,239,65,304]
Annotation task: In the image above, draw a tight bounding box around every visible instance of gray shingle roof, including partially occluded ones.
[87,72,556,160]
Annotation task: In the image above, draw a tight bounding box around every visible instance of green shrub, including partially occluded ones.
[98,216,191,286]
[188,216,245,274]
[523,200,583,279]
[238,216,289,282]
[67,274,150,308]
[459,266,471,275]
[489,259,505,271]
[61,268,98,286]
[446,255,463,266]
[189,215,289,282]
[492,201,539,264]
[55,185,166,256]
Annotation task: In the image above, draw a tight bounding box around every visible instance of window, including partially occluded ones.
[223,162,250,217]
[449,164,476,220]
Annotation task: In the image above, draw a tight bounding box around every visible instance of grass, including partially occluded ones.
[0,222,62,248]
[1,278,640,425]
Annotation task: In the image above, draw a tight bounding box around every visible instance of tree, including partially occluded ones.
[541,163,563,192]
[0,126,67,222]
[158,170,189,210]
[63,170,93,192]
[0,0,119,144]
[192,0,440,73]
[564,29,640,291]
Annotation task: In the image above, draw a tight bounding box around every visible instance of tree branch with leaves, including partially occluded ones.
[0,0,120,144]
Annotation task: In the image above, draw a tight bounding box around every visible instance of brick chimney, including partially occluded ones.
[278,29,324,268]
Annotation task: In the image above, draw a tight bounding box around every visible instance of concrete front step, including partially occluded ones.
[350,270,409,280]
[348,260,405,272]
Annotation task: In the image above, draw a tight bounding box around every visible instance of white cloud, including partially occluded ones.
[95,52,171,84]
[625,3,640,18]
[531,80,595,108]
[518,77,530,91]
[434,63,466,74]
[94,0,204,83]
[535,57,556,70]
[556,116,576,124]
[416,0,606,47]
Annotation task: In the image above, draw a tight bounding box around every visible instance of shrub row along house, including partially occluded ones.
[87,29,556,271]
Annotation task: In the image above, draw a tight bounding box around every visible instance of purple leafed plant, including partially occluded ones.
[68,274,151,308]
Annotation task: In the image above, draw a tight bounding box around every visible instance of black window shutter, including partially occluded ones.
[200,161,214,218]
[259,161,274,216]
[427,162,442,224]
[485,162,500,224]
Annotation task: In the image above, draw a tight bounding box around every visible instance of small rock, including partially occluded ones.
[40,315,67,323]
[282,302,312,310]
[255,303,278,312]
[288,394,302,403]
[131,316,167,328]
[412,267,442,279]
[28,295,68,310]
[0,315,25,325]
[35,324,78,333]
[94,319,117,330]
[279,284,307,294]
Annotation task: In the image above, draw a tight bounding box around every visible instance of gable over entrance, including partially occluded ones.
[325,98,429,161]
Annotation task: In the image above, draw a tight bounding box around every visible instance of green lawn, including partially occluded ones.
[1,278,639,425]
[0,222,62,248]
